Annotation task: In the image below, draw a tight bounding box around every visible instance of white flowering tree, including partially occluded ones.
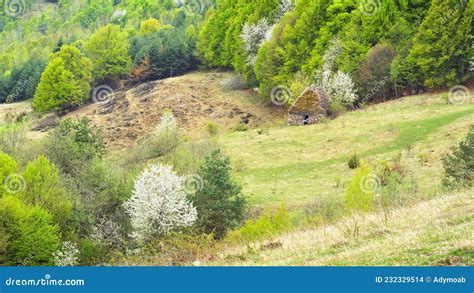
[241,18,272,66]
[276,0,295,22]
[314,38,358,106]
[53,241,79,267]
[124,165,197,241]
[240,0,295,67]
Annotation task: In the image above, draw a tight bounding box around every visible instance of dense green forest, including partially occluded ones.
[0,0,472,266]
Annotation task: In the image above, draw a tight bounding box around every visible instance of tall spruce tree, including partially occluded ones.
[408,0,473,87]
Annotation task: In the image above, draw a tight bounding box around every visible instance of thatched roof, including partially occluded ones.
[289,86,330,115]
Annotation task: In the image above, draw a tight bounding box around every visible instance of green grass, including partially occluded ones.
[220,93,474,207]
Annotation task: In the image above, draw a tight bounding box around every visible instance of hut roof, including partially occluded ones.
[289,86,330,114]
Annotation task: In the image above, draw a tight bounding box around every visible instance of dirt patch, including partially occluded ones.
[65,71,287,150]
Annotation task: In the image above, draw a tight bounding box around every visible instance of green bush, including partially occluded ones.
[45,117,105,175]
[0,123,26,155]
[193,149,246,239]
[345,162,377,212]
[161,139,218,174]
[347,154,360,169]
[0,152,18,197]
[20,156,72,229]
[233,123,249,132]
[356,43,395,102]
[226,205,291,243]
[443,125,473,189]
[205,122,219,136]
[0,195,60,266]
[133,112,181,162]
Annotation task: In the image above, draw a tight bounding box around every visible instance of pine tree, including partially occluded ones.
[194,149,246,239]
[443,125,473,188]
[408,0,473,87]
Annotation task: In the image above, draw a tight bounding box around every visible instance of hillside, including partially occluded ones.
[220,91,474,207]
[206,191,473,266]
[66,71,286,149]
[0,0,473,270]
[0,71,287,149]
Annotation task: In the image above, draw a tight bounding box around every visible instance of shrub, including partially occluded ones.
[0,152,18,197]
[84,24,132,84]
[133,112,181,162]
[205,122,219,136]
[0,195,60,266]
[0,123,26,155]
[240,18,272,67]
[226,205,291,243]
[193,149,246,239]
[20,156,72,229]
[233,123,249,132]
[345,162,377,212]
[64,158,134,241]
[160,139,219,174]
[443,125,473,189]
[77,238,107,266]
[327,100,347,117]
[127,232,215,266]
[124,165,197,241]
[348,154,360,169]
[45,117,104,175]
[53,241,80,267]
[32,45,92,113]
[289,71,312,101]
[219,75,248,91]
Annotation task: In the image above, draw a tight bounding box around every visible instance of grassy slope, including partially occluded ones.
[208,91,473,266]
[220,92,474,207]
[208,191,473,266]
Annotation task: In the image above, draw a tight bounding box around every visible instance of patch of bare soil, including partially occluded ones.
[65,71,287,149]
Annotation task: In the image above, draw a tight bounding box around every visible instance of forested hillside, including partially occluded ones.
[199,0,472,105]
[0,0,215,105]
[0,0,472,267]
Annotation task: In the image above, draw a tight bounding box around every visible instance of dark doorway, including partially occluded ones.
[303,115,310,125]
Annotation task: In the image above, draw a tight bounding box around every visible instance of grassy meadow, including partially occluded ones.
[221,92,474,208]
